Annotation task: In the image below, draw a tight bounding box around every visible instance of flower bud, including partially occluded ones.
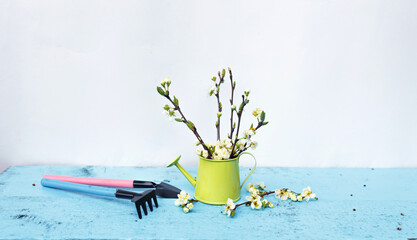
[208,86,215,96]
[244,89,251,96]
[231,105,236,110]
[217,112,222,118]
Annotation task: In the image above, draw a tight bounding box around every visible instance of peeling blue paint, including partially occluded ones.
[0,166,416,239]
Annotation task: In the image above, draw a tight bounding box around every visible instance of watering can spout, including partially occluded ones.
[166,155,196,188]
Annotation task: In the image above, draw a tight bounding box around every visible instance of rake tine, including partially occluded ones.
[134,200,143,219]
[116,189,157,220]
[152,194,159,208]
[142,202,148,216]
[147,198,153,211]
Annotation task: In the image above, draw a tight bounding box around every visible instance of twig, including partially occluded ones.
[165,95,212,158]
[228,67,236,140]
[230,95,248,158]
[234,191,274,208]
[214,71,224,141]
[235,120,265,155]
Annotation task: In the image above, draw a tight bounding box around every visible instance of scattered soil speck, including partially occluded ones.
[14,214,28,219]
[363,184,366,187]
[350,194,353,196]
[401,213,404,216]
[397,227,402,231]
[353,209,356,211]
[32,184,36,186]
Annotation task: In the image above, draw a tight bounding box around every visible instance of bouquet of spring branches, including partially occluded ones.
[157,68,268,160]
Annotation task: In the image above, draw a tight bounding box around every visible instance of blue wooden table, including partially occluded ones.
[0,166,416,239]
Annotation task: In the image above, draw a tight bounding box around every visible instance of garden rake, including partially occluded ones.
[42,175,181,198]
[41,178,158,219]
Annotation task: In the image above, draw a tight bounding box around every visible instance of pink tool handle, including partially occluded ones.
[42,175,134,188]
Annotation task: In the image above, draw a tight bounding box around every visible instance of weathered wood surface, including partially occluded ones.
[0,165,416,239]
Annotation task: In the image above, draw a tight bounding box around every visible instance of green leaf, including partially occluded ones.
[157,86,166,96]
[222,69,226,78]
[186,121,195,131]
[175,118,182,122]
[173,96,179,106]
[260,111,265,122]
[163,104,170,111]
[262,121,269,126]
[239,102,244,112]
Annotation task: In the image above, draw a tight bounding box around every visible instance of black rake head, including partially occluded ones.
[115,189,158,220]
[132,189,158,219]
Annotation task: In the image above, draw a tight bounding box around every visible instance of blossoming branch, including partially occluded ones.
[157,68,269,160]
[223,183,318,217]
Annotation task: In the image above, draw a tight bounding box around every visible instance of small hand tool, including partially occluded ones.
[43,175,181,198]
[41,178,158,219]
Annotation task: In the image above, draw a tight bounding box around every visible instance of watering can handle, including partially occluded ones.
[239,152,257,190]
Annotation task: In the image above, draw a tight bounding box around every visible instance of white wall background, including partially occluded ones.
[1,0,417,172]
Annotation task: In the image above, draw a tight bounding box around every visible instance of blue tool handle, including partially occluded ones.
[41,178,116,198]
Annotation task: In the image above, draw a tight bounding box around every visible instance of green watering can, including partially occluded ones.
[167,152,257,205]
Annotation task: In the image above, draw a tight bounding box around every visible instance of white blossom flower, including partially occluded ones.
[262,199,273,208]
[243,129,255,139]
[297,195,303,201]
[231,105,236,110]
[196,149,202,156]
[289,192,297,201]
[237,139,247,150]
[211,140,233,160]
[301,186,316,201]
[251,196,262,209]
[252,108,262,117]
[250,141,258,150]
[257,181,266,190]
[223,198,236,216]
[275,188,290,200]
[202,150,208,159]
[177,190,191,205]
[246,187,260,202]
[246,182,255,192]
[222,139,232,149]
[175,190,196,213]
